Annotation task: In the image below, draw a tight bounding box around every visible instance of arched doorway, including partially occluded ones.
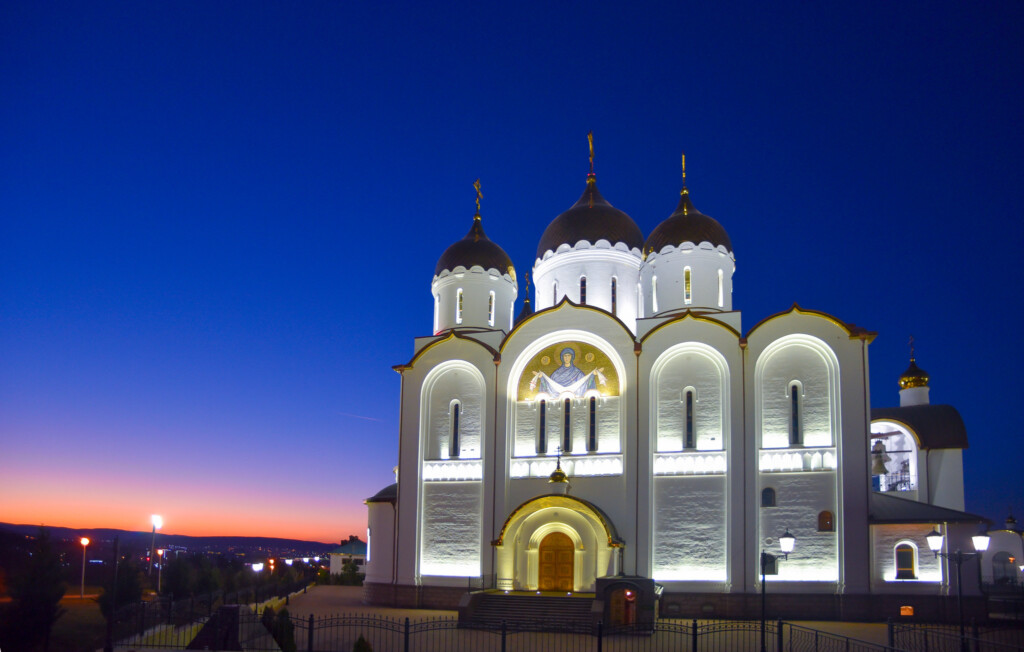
[538,532,574,591]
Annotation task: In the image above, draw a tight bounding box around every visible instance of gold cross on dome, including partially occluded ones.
[473,179,482,214]
[588,132,594,174]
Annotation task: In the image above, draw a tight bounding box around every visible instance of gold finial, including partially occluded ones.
[680,151,689,197]
[473,179,482,219]
[588,131,594,175]
[908,335,915,361]
[899,335,929,390]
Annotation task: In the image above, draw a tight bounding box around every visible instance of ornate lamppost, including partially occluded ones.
[148,514,162,576]
[926,526,990,652]
[761,529,796,652]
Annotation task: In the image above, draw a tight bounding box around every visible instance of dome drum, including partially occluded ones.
[642,246,735,316]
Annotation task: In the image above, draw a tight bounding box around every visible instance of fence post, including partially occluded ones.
[501,620,507,652]
[971,619,979,652]
[307,613,314,652]
[776,618,783,651]
[403,616,410,652]
[691,618,698,652]
[596,620,602,652]
[887,618,894,649]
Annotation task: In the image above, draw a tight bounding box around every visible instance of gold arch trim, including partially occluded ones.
[492,494,624,548]
[746,303,877,342]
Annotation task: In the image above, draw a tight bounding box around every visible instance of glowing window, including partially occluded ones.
[684,389,695,449]
[684,267,692,305]
[817,510,834,532]
[456,288,464,325]
[761,487,776,507]
[450,402,461,458]
[487,291,495,326]
[610,278,617,315]
[895,543,916,580]
[652,276,659,313]
[637,283,644,317]
[537,400,547,454]
[717,269,724,307]
[563,398,572,452]
[588,397,597,452]
[434,294,439,333]
[580,276,587,305]
[789,383,802,446]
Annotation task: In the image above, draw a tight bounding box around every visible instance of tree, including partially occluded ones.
[353,634,373,652]
[98,556,143,620]
[7,527,67,652]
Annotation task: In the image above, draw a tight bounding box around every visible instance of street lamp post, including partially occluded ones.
[149,514,162,576]
[761,529,796,652]
[80,537,90,599]
[157,549,165,594]
[926,527,990,652]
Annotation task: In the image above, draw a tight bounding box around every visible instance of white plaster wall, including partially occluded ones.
[758,472,839,583]
[870,524,943,592]
[419,481,482,577]
[433,268,517,333]
[652,475,727,582]
[532,246,642,332]
[927,450,965,511]
[651,344,728,452]
[365,502,395,584]
[641,245,735,314]
[424,364,485,460]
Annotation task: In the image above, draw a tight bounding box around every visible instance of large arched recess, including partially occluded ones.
[500,301,634,459]
[492,494,623,591]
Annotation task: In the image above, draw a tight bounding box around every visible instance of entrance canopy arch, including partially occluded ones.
[492,494,623,592]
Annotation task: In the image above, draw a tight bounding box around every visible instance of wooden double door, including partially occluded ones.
[538,532,574,591]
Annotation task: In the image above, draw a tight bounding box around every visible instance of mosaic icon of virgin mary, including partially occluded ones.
[529,347,608,397]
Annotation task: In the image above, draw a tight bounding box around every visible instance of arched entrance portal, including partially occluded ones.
[539,532,574,591]
[493,494,623,592]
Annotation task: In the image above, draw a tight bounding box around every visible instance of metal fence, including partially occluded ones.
[890,622,1024,652]
[115,609,902,652]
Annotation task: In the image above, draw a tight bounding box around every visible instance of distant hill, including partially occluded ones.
[0,522,338,555]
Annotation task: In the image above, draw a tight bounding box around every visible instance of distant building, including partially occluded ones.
[365,150,989,620]
[329,535,366,575]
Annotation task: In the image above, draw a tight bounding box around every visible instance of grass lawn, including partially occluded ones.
[48,595,106,652]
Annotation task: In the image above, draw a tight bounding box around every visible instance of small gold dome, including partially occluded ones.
[548,464,569,484]
[899,359,929,390]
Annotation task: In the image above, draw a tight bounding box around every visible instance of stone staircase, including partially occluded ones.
[460,591,597,631]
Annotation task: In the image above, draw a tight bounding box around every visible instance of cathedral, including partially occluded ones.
[363,144,987,621]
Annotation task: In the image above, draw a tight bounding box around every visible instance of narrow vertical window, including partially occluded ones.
[509,300,514,331]
[684,267,692,305]
[790,383,802,445]
[588,397,597,452]
[563,398,572,452]
[637,283,644,317]
[652,276,659,313]
[456,288,464,325]
[433,294,440,333]
[684,389,695,449]
[537,400,547,454]
[553,281,558,305]
[450,402,460,458]
[761,487,776,507]
[580,276,587,305]
[717,269,724,308]
[610,278,617,316]
[895,543,917,579]
[487,291,495,326]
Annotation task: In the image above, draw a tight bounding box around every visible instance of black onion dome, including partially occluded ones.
[435,216,515,278]
[645,190,733,255]
[536,175,644,260]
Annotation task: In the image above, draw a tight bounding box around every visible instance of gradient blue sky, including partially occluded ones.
[2,1,1021,542]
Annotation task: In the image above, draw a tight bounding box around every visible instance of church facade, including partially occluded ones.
[363,153,986,620]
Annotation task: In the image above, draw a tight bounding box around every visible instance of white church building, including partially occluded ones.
[364,152,989,621]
